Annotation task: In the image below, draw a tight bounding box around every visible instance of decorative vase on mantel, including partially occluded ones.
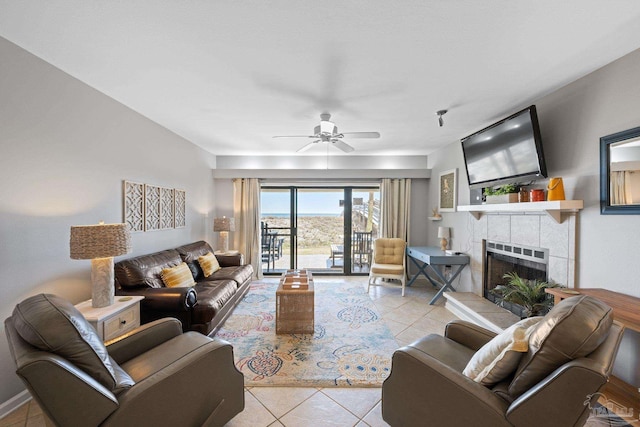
[485,193,519,204]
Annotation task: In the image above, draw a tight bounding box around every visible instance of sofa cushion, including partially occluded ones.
[508,295,613,397]
[161,262,196,288]
[176,241,214,280]
[201,265,253,289]
[199,252,221,277]
[463,317,541,386]
[12,294,134,392]
[115,249,183,289]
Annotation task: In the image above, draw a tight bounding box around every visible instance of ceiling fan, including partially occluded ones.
[272,113,380,153]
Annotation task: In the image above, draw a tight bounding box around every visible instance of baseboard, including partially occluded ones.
[0,390,31,419]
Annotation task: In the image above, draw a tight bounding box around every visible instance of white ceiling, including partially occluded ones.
[2,1,640,157]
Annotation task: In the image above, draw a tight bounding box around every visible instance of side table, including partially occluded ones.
[276,270,315,334]
[75,295,144,342]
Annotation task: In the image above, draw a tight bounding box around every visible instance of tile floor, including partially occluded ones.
[0,277,630,426]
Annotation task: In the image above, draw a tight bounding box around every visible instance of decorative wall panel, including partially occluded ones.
[174,189,186,228]
[145,184,161,231]
[160,187,174,229]
[123,181,145,232]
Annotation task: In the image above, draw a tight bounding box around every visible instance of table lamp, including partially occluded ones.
[70,222,131,308]
[438,226,450,251]
[214,216,235,253]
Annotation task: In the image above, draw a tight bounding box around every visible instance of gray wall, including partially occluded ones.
[427,47,640,385]
[0,38,216,404]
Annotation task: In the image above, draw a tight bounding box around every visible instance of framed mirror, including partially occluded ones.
[600,126,640,214]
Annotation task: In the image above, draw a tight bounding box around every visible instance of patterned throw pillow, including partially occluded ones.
[161,262,196,288]
[198,252,221,277]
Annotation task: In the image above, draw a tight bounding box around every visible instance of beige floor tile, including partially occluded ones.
[411,316,448,335]
[249,387,318,419]
[425,306,459,323]
[279,391,359,427]
[225,389,276,427]
[321,387,382,418]
[268,421,284,427]
[383,307,425,326]
[382,318,409,337]
[395,325,438,345]
[361,401,390,427]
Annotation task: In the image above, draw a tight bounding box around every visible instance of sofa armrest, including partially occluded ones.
[117,286,197,312]
[215,253,243,267]
[444,320,497,351]
[107,318,183,364]
[383,345,510,427]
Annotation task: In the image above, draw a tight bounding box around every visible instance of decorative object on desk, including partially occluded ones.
[491,272,559,317]
[437,226,450,251]
[547,177,565,201]
[70,222,131,308]
[530,188,545,202]
[438,168,457,212]
[484,184,518,204]
[214,216,235,253]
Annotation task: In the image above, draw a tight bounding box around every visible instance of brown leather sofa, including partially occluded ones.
[382,295,625,427]
[5,293,244,427]
[115,241,253,335]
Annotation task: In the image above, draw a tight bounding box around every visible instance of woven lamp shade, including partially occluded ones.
[70,223,131,259]
[213,217,235,232]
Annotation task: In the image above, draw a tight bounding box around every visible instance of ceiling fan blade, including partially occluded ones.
[272,135,316,138]
[339,132,380,139]
[296,141,318,152]
[332,140,355,153]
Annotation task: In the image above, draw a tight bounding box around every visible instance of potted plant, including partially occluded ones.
[484,184,518,204]
[491,272,559,317]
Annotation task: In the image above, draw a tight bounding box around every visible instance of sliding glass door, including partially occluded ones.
[260,185,380,275]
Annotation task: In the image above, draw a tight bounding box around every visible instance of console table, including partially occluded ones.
[406,246,470,305]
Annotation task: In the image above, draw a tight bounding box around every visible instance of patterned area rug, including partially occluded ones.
[215,280,399,387]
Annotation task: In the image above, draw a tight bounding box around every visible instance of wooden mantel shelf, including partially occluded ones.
[458,200,583,223]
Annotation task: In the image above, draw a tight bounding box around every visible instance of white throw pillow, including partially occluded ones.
[463,317,542,386]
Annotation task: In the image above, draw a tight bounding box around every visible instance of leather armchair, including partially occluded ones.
[5,294,244,427]
[382,306,624,426]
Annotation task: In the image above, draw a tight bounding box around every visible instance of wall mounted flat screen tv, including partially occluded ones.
[461,105,547,189]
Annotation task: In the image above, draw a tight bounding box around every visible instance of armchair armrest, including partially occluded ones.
[445,320,497,351]
[383,345,510,427]
[107,318,183,364]
[117,286,197,312]
[215,253,243,267]
[103,337,244,427]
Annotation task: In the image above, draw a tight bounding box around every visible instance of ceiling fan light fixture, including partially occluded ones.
[436,109,448,127]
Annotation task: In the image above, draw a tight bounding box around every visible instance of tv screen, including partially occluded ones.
[461,105,547,189]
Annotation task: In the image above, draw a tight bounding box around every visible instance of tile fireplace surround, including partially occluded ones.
[470,212,577,294]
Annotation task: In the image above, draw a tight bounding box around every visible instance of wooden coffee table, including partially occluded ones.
[276,270,314,334]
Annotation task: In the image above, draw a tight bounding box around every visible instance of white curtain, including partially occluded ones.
[380,178,411,241]
[233,178,262,279]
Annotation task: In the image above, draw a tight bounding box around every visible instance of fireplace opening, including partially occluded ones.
[484,241,549,318]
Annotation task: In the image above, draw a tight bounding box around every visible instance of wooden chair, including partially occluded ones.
[352,231,373,267]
